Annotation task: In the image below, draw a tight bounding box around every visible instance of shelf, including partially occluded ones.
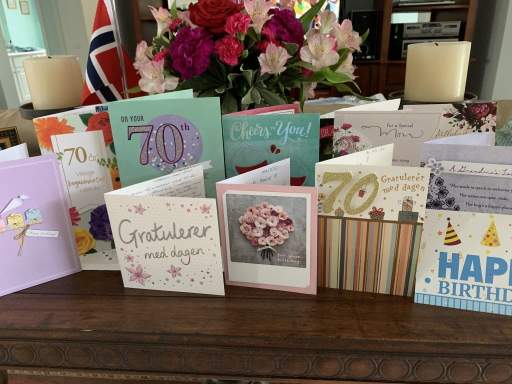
[392,4,470,12]
[1,270,512,383]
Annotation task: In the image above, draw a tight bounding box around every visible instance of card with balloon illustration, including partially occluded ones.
[0,155,80,296]
[216,159,317,294]
[222,113,320,187]
[109,96,225,198]
[105,164,225,295]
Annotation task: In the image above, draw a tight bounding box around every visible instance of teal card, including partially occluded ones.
[109,96,225,197]
[222,113,320,186]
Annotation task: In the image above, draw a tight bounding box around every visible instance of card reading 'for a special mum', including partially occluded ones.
[316,144,430,295]
[110,96,225,197]
[0,155,81,296]
[105,165,224,295]
[216,159,317,294]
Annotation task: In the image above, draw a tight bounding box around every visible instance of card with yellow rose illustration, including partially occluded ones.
[0,155,81,296]
[105,164,225,295]
[34,104,119,270]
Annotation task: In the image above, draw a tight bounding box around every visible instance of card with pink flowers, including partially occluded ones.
[105,164,224,295]
[216,159,317,294]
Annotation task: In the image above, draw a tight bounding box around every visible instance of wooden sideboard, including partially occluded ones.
[1,271,512,383]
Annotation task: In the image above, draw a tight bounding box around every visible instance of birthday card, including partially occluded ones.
[216,159,317,294]
[316,145,430,295]
[222,113,320,186]
[105,165,225,295]
[415,135,512,315]
[34,104,119,270]
[0,156,81,296]
[109,96,225,197]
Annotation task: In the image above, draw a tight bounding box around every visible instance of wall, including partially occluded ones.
[81,0,97,39]
[1,0,45,48]
[467,0,512,100]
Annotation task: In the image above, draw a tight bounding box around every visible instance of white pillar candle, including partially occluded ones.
[404,41,471,103]
[23,55,83,110]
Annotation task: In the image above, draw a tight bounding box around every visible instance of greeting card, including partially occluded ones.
[0,143,28,162]
[34,104,119,270]
[216,159,317,294]
[320,99,401,161]
[105,165,224,295]
[227,104,300,116]
[415,210,512,315]
[404,101,497,137]
[316,145,430,295]
[222,113,320,186]
[0,156,81,296]
[333,111,448,166]
[109,97,225,197]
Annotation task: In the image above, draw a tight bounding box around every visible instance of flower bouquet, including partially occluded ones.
[239,202,294,260]
[134,0,366,113]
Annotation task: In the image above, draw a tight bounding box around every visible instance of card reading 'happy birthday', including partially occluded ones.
[109,95,225,197]
[315,144,430,296]
[105,165,225,295]
[217,159,317,294]
[0,155,81,296]
[222,113,320,187]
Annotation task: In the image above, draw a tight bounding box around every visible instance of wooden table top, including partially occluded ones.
[1,271,512,383]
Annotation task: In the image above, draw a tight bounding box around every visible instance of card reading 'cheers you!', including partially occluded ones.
[105,165,224,295]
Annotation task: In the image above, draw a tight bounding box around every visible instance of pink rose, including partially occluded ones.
[270,227,280,237]
[225,12,251,36]
[258,237,268,246]
[251,228,263,237]
[276,237,284,245]
[267,216,279,227]
[273,205,283,213]
[261,202,270,209]
[278,212,288,220]
[286,224,294,232]
[260,208,272,219]
[240,223,252,234]
[255,217,267,229]
[280,229,289,239]
[268,238,277,247]
[251,238,259,246]
[215,36,244,66]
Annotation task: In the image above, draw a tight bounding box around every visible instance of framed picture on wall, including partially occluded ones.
[6,0,16,9]
[0,127,21,150]
[19,0,29,15]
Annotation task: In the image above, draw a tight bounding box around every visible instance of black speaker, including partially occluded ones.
[349,10,379,60]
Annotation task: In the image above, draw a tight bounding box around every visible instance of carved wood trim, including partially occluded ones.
[1,340,512,383]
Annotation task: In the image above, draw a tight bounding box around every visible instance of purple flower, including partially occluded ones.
[169,27,214,79]
[89,204,113,242]
[261,8,304,48]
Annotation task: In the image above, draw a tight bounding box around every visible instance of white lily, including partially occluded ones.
[244,0,273,33]
[258,43,291,75]
[300,32,339,70]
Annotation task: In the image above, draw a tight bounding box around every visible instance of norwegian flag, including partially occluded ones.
[81,0,140,105]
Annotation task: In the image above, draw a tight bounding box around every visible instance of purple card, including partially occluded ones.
[0,155,81,296]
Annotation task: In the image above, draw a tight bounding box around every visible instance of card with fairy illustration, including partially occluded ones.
[33,104,119,270]
[105,164,224,295]
[222,113,320,187]
[216,159,317,294]
[0,155,81,296]
[109,95,225,198]
[315,144,430,296]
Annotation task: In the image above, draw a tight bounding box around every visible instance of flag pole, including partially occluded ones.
[108,0,129,99]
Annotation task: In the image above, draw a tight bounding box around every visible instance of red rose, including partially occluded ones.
[69,207,81,226]
[465,103,492,121]
[189,0,243,34]
[86,112,113,145]
[215,36,244,66]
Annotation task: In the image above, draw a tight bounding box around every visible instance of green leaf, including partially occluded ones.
[110,143,116,155]
[127,85,141,94]
[79,113,93,126]
[215,85,227,94]
[241,87,254,106]
[241,69,255,87]
[283,43,299,56]
[330,48,350,72]
[321,67,353,84]
[222,91,239,114]
[170,0,178,18]
[299,0,326,31]
[257,87,287,106]
[251,87,262,105]
[360,29,369,45]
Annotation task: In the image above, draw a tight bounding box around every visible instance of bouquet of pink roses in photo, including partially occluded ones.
[239,202,294,260]
[134,0,366,113]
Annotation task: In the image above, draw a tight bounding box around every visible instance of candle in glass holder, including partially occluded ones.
[23,55,83,110]
[404,41,471,103]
